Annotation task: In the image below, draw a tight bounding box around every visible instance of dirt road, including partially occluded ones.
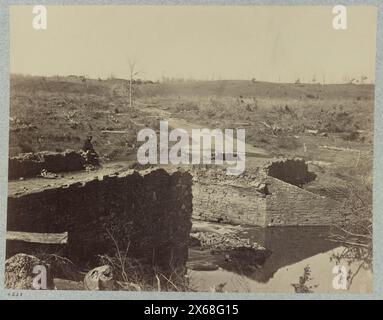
[138,104,274,168]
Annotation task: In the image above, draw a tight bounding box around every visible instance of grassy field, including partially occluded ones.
[9,74,374,199]
[138,80,374,199]
[9,75,160,161]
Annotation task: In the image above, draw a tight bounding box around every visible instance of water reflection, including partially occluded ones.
[188,226,373,293]
[237,226,337,282]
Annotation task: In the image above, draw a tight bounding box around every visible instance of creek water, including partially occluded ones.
[188,226,372,293]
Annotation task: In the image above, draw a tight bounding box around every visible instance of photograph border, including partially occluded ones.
[0,0,382,300]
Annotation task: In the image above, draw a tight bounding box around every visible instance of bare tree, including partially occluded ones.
[329,182,372,289]
[330,183,372,250]
[322,74,326,84]
[128,60,141,108]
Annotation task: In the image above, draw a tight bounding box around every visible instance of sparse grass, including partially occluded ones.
[275,136,301,151]
[9,75,155,160]
[153,93,372,162]
[291,265,318,293]
[98,253,191,292]
[98,229,192,292]
[10,74,374,201]
[143,84,373,202]
[7,75,375,293]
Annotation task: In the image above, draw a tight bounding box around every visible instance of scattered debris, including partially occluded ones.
[259,121,282,135]
[305,129,319,135]
[84,265,116,291]
[190,231,264,252]
[84,164,97,172]
[39,169,59,179]
[319,145,361,152]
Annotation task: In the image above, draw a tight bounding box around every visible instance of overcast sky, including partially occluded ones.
[10,5,377,83]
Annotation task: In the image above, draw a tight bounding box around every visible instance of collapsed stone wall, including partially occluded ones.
[193,183,267,225]
[192,169,268,225]
[8,150,87,180]
[265,177,341,226]
[192,161,340,227]
[264,158,316,186]
[7,169,193,272]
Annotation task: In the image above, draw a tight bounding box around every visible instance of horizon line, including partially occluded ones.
[10,73,376,86]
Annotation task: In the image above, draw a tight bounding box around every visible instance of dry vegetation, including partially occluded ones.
[9,74,159,161]
[10,74,374,197]
[138,79,374,199]
[8,74,375,291]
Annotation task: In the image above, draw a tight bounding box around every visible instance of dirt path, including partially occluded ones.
[9,104,275,196]
[137,104,273,168]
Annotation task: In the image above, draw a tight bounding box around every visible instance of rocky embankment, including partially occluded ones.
[4,253,145,291]
[188,221,271,272]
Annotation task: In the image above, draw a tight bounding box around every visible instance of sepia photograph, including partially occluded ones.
[3,4,378,295]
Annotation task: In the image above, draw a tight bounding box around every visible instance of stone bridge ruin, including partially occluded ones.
[6,154,340,279]
[7,169,193,274]
[192,159,341,226]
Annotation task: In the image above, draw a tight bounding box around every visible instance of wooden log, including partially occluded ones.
[6,231,68,244]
